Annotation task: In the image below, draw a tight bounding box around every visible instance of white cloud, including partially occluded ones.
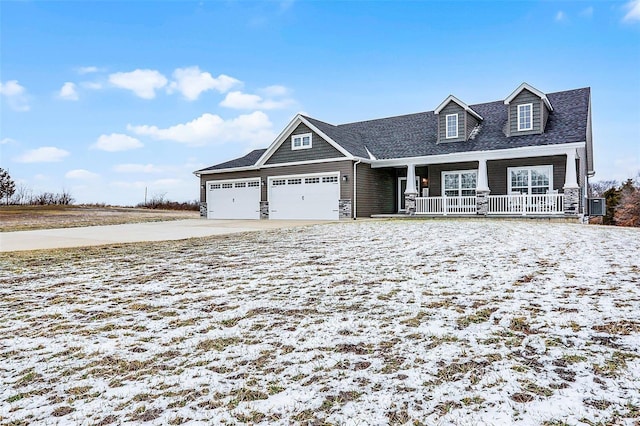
[259,85,290,97]
[77,66,100,74]
[65,169,100,179]
[0,80,30,111]
[0,137,16,145]
[81,81,103,90]
[555,10,566,21]
[623,0,640,21]
[109,69,168,99]
[113,163,163,173]
[128,111,274,147]
[580,6,594,18]
[167,67,241,100]
[92,133,143,152]
[220,91,295,110]
[14,147,70,163]
[58,82,79,101]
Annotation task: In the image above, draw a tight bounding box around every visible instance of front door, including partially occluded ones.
[397,176,420,212]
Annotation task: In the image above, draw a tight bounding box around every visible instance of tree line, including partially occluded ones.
[590,174,640,227]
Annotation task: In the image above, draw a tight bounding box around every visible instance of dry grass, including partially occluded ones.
[0,220,639,424]
[0,205,198,232]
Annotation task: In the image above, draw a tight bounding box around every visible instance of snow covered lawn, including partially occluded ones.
[1,220,639,425]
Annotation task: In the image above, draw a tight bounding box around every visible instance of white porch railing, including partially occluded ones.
[487,193,564,215]
[416,196,477,215]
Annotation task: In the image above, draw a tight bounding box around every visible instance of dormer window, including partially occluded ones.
[517,104,533,131]
[292,133,312,150]
[446,114,458,139]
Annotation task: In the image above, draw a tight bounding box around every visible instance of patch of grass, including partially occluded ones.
[196,337,241,351]
[457,307,497,328]
[592,320,640,335]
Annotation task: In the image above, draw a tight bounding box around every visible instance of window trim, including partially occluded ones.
[445,114,459,139]
[507,165,553,195]
[517,103,533,131]
[291,132,312,150]
[441,169,478,197]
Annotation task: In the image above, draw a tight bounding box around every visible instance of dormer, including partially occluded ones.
[504,82,553,137]
[434,95,483,143]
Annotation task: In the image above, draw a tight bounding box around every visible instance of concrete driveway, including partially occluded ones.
[0,219,331,252]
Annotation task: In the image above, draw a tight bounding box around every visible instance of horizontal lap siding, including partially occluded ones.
[466,113,480,140]
[200,160,354,202]
[356,164,395,217]
[509,89,542,136]
[265,123,345,164]
[487,155,566,195]
[428,162,478,197]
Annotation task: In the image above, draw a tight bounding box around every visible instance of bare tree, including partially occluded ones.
[589,180,618,198]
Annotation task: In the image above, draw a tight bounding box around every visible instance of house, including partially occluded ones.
[194,83,594,220]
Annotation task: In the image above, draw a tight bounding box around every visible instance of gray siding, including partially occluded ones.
[508,89,543,136]
[200,160,354,202]
[542,102,550,132]
[355,164,395,217]
[427,162,478,197]
[437,103,466,143]
[487,156,566,195]
[265,123,345,165]
[465,112,480,140]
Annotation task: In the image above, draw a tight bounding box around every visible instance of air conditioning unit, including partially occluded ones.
[588,198,606,216]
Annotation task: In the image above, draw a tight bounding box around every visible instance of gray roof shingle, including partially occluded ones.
[198,87,589,170]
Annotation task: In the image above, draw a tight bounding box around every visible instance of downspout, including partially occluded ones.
[353,159,361,220]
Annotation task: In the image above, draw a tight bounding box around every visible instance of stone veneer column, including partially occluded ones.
[405,193,417,216]
[405,164,418,215]
[476,190,490,216]
[259,201,269,219]
[199,202,207,218]
[339,199,352,220]
[563,188,580,216]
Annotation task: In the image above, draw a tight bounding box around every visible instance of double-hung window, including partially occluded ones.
[445,114,458,139]
[292,133,312,150]
[517,103,533,131]
[442,170,477,196]
[508,166,552,195]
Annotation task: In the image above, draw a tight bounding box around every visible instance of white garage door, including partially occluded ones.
[268,173,340,220]
[206,179,261,219]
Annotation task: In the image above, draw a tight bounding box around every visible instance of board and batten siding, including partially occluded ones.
[437,103,466,143]
[355,164,395,217]
[487,155,566,195]
[508,89,543,136]
[200,160,354,203]
[265,123,345,165]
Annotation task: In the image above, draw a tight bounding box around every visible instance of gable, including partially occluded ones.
[265,123,346,165]
[437,102,466,143]
[508,89,543,136]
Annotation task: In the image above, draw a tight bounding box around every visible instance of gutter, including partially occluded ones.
[353,159,361,220]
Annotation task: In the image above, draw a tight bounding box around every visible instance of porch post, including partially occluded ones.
[405,164,417,215]
[476,158,490,216]
[563,150,580,216]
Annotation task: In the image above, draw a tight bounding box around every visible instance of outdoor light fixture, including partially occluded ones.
[342,175,348,182]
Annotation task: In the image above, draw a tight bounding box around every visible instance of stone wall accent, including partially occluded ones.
[260,201,269,220]
[404,193,417,215]
[476,190,490,216]
[339,199,352,220]
[199,202,207,218]
[563,187,580,216]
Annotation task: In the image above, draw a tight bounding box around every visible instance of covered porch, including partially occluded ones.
[371,144,583,218]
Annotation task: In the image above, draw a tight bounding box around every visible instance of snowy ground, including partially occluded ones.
[1,220,639,425]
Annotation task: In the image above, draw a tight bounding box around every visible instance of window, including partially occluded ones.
[210,184,221,190]
[508,166,552,195]
[288,178,302,185]
[305,177,320,184]
[445,114,458,139]
[292,133,312,150]
[517,103,533,131]
[234,182,246,188]
[221,183,233,189]
[272,179,286,186]
[322,176,338,183]
[442,170,477,196]
[247,181,260,187]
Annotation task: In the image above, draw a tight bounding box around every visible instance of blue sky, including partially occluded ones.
[1,0,639,206]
